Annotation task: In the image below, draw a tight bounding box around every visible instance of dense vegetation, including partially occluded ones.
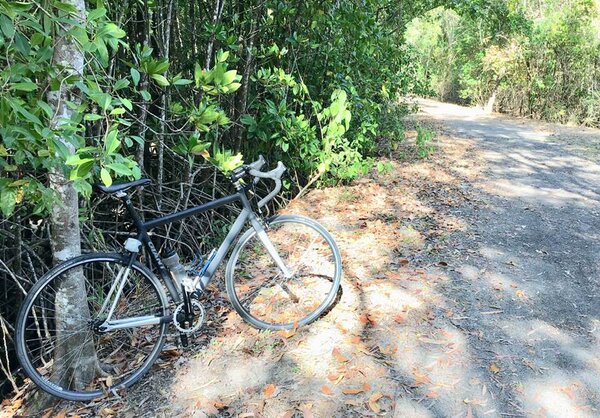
[407,0,600,126]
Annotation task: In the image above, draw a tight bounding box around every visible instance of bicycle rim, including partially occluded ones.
[227,215,342,330]
[16,254,167,401]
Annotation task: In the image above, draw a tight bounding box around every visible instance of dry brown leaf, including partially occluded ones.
[342,387,365,395]
[321,385,333,396]
[367,393,383,413]
[489,363,500,374]
[516,290,526,298]
[41,409,54,418]
[263,383,277,398]
[412,370,431,385]
[332,347,349,363]
[327,372,340,382]
[363,383,372,391]
[393,314,405,323]
[54,411,66,418]
[280,411,294,418]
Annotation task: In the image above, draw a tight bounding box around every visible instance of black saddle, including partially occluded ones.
[94,178,152,194]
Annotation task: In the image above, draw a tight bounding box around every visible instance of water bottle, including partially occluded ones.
[162,248,185,290]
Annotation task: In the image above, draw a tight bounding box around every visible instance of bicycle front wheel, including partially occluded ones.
[15,253,168,401]
[226,215,342,330]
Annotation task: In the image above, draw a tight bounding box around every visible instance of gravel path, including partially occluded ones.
[417,99,600,417]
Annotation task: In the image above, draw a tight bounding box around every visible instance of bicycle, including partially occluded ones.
[15,156,342,401]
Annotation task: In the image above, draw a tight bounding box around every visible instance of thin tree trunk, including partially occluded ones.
[157,0,174,209]
[46,0,98,392]
[204,0,225,70]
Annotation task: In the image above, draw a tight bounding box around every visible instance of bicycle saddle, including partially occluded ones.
[94,178,152,194]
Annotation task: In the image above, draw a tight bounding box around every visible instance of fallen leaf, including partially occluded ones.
[412,369,431,385]
[393,314,405,323]
[368,392,382,413]
[399,258,410,265]
[363,383,372,391]
[342,387,366,395]
[106,375,113,387]
[332,347,349,363]
[327,372,340,382]
[54,411,66,418]
[516,290,526,298]
[263,383,277,398]
[321,385,333,395]
[489,363,500,374]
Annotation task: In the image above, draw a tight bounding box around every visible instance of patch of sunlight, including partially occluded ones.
[393,398,435,417]
[363,283,423,312]
[522,374,596,417]
[173,355,271,402]
[501,319,573,345]
[483,179,594,207]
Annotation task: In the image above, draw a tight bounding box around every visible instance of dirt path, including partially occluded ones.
[132,101,600,418]
[13,100,600,418]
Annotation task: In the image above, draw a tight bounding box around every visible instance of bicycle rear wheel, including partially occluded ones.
[226,215,342,330]
[15,253,168,401]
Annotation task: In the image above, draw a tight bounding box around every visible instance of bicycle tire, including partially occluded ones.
[226,215,342,330]
[15,253,168,401]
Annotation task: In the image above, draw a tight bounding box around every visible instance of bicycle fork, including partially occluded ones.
[249,216,293,279]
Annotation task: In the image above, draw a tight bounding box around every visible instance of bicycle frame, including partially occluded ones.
[98,185,291,332]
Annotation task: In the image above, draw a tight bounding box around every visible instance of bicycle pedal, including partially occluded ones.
[180,333,189,348]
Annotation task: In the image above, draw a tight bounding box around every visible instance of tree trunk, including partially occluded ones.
[46,0,98,391]
[157,0,174,209]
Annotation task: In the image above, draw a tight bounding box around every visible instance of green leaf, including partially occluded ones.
[194,63,203,87]
[114,78,130,90]
[216,50,229,63]
[11,82,37,92]
[173,78,193,86]
[88,7,107,21]
[73,179,92,197]
[106,163,133,176]
[53,1,77,13]
[120,98,133,111]
[226,82,241,93]
[100,167,112,186]
[104,130,120,154]
[94,38,109,66]
[84,113,103,121]
[0,15,14,38]
[150,74,169,87]
[0,187,16,217]
[98,22,126,39]
[130,68,140,86]
[14,32,31,55]
[110,107,125,115]
[140,90,151,101]
[222,70,238,85]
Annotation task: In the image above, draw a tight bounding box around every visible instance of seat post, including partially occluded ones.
[116,191,144,231]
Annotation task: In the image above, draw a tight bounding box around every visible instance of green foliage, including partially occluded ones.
[415,126,436,159]
[407,1,600,126]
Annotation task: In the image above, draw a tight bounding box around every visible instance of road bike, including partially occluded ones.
[15,156,342,401]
